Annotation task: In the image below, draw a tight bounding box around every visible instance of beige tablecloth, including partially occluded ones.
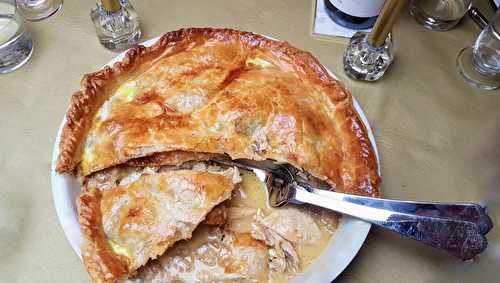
[0,0,499,282]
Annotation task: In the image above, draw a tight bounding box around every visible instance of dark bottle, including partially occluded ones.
[324,0,385,30]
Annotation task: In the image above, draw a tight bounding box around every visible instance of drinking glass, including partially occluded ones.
[0,0,33,74]
[16,0,63,21]
[457,8,500,91]
[410,0,472,31]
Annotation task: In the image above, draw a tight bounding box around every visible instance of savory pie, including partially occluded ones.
[56,28,380,283]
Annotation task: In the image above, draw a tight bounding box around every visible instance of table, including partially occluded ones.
[0,0,498,282]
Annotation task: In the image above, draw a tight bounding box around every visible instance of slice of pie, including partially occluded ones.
[78,167,240,283]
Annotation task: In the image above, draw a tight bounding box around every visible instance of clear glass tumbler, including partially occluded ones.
[410,0,472,31]
[0,0,33,74]
[456,9,500,91]
[16,0,63,21]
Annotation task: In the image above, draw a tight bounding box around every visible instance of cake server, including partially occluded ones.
[213,157,493,260]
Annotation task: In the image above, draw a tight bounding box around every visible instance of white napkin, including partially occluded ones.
[313,0,371,38]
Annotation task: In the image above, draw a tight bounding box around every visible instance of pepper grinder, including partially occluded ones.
[90,0,141,51]
[343,0,408,81]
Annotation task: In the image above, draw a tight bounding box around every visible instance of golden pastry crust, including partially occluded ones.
[56,40,173,174]
[57,28,380,197]
[77,169,239,283]
[78,188,130,283]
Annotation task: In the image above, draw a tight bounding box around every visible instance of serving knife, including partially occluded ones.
[213,157,493,260]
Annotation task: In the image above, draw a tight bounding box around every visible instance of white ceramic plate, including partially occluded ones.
[51,36,380,282]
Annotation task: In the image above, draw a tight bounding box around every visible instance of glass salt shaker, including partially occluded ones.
[343,0,408,81]
[90,0,141,51]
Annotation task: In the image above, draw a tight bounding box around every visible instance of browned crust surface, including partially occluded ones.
[56,28,380,197]
[56,33,179,173]
[78,188,130,283]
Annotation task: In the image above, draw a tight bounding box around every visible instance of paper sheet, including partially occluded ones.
[313,0,371,38]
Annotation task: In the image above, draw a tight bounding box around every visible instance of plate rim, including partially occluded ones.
[51,35,380,282]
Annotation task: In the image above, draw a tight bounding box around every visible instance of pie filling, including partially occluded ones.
[85,154,338,283]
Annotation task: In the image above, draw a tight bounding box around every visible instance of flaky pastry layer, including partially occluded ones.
[77,168,239,283]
